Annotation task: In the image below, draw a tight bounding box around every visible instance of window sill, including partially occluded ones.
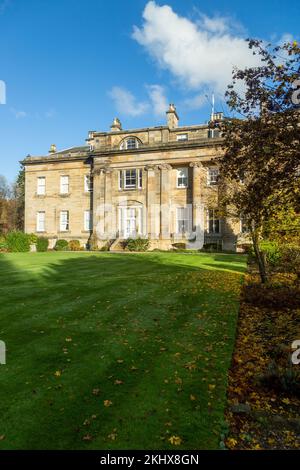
[176,186,188,189]
[58,230,70,233]
[59,193,70,197]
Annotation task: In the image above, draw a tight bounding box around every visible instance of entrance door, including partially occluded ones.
[125,208,136,238]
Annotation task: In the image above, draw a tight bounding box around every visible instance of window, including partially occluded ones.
[240,218,249,234]
[36,211,45,232]
[119,169,142,190]
[84,210,92,231]
[120,137,139,150]
[37,177,46,195]
[84,175,92,192]
[208,128,220,138]
[60,175,69,194]
[176,207,191,233]
[60,211,69,231]
[207,209,220,234]
[207,168,219,185]
[177,133,188,141]
[176,167,188,188]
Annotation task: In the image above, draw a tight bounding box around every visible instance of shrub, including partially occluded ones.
[54,239,69,251]
[28,233,38,245]
[126,237,150,252]
[6,231,30,252]
[172,242,186,250]
[68,240,81,251]
[259,240,281,266]
[280,245,300,277]
[0,235,8,252]
[36,237,49,252]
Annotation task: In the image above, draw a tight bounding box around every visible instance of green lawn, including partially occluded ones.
[0,251,246,450]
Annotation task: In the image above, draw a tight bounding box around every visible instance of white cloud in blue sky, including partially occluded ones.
[109,84,169,118]
[132,1,261,100]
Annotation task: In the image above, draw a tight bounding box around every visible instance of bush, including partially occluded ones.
[36,237,49,252]
[68,240,81,251]
[54,239,69,251]
[28,233,38,245]
[6,231,30,252]
[280,245,300,276]
[126,237,150,252]
[260,240,281,266]
[0,235,8,252]
[172,242,186,250]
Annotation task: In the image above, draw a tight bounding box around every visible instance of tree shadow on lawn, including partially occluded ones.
[0,253,245,450]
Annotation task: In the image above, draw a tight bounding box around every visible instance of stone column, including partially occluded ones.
[145,165,159,240]
[92,167,106,243]
[159,164,172,241]
[104,169,113,238]
[190,162,204,248]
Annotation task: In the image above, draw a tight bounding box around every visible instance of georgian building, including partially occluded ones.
[23,105,244,251]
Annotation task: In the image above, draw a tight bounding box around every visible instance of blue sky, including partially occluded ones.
[0,0,299,182]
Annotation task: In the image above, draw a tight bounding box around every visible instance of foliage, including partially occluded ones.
[226,269,300,450]
[280,245,300,277]
[259,240,281,266]
[5,231,30,252]
[68,240,81,251]
[54,239,69,251]
[219,39,300,283]
[126,237,150,252]
[28,233,38,245]
[36,237,49,252]
[99,244,109,251]
[171,242,186,250]
[0,235,8,252]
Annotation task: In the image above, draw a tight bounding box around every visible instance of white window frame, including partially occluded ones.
[84,175,92,192]
[37,176,46,195]
[176,207,191,234]
[84,210,92,231]
[60,210,69,231]
[176,133,188,141]
[176,167,188,188]
[60,175,69,194]
[207,168,219,185]
[119,169,142,190]
[36,211,45,232]
[207,209,220,234]
[120,138,139,150]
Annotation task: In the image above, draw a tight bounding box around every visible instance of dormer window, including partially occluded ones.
[120,137,140,150]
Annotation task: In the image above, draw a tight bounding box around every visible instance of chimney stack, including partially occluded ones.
[49,144,57,154]
[110,117,122,132]
[166,103,179,128]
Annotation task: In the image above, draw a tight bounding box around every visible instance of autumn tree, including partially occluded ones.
[219,39,300,283]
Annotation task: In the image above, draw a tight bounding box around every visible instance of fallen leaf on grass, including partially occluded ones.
[169,435,182,446]
[104,400,113,407]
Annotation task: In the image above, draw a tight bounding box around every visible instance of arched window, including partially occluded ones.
[120,137,140,150]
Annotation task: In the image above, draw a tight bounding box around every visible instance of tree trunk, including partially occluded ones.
[251,231,268,284]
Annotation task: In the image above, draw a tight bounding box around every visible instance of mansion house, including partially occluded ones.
[23,105,245,251]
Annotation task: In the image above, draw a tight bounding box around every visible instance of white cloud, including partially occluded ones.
[146,84,168,116]
[183,93,206,110]
[108,86,149,117]
[45,108,56,118]
[132,1,261,96]
[10,108,28,119]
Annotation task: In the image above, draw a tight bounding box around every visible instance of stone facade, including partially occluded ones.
[23,105,245,251]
